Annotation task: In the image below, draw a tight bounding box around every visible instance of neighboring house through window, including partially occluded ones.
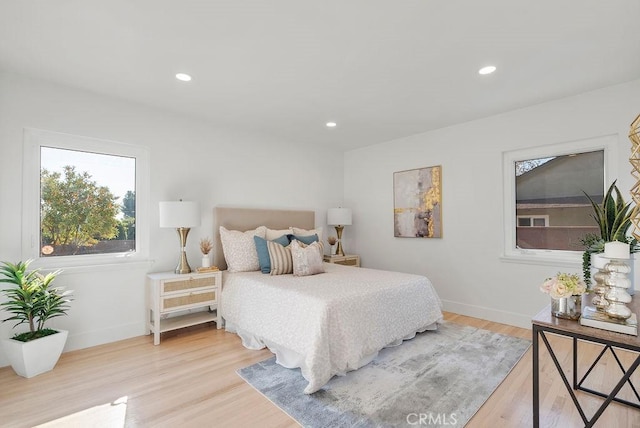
[517,215,549,227]
[515,151,603,251]
[503,135,617,265]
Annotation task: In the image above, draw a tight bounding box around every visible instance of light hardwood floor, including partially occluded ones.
[1,312,639,427]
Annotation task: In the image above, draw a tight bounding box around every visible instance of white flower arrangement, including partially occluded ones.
[540,272,587,299]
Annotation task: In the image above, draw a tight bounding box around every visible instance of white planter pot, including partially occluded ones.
[1,329,68,378]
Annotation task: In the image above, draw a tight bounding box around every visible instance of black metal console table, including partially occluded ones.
[532,299,640,427]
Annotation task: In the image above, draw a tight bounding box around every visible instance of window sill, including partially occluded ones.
[500,251,582,268]
[30,257,155,274]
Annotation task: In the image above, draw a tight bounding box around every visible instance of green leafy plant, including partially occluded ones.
[584,180,634,242]
[580,233,605,285]
[581,181,638,284]
[0,260,72,342]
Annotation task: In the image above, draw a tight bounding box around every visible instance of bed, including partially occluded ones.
[214,207,443,394]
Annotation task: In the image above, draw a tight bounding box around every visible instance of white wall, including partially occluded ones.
[3,69,638,367]
[0,71,344,367]
[344,79,640,328]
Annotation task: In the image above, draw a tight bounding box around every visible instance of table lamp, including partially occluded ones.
[327,208,352,256]
[159,200,201,274]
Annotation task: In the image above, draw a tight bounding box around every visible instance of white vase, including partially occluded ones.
[201,255,211,268]
[2,329,68,378]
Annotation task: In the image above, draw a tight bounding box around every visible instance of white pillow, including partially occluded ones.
[290,226,323,242]
[291,240,325,277]
[219,226,267,272]
[265,228,290,240]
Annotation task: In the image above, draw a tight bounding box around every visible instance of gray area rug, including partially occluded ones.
[237,321,530,428]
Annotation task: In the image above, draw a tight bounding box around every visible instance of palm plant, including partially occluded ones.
[0,260,72,342]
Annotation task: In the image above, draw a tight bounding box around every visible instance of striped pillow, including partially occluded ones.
[267,240,293,275]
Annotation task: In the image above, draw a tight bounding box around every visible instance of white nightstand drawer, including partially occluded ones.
[161,275,217,295]
[161,289,216,311]
[323,254,360,267]
[334,258,358,266]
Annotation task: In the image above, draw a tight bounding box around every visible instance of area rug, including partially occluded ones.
[237,321,530,428]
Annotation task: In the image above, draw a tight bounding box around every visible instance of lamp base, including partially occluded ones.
[334,225,345,256]
[175,227,192,274]
[175,251,192,274]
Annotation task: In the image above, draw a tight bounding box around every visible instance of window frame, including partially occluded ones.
[22,128,150,269]
[502,135,618,267]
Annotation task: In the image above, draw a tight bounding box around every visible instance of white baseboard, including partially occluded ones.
[64,322,147,352]
[441,299,532,330]
[0,322,147,369]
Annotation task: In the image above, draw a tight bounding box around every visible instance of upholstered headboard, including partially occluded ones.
[214,207,315,270]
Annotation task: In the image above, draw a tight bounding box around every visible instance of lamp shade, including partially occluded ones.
[159,201,201,228]
[327,208,352,226]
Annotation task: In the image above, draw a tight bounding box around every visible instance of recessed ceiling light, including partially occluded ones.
[478,66,496,75]
[175,73,192,82]
[326,122,337,128]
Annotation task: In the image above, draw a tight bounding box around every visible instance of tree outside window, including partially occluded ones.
[40,147,136,257]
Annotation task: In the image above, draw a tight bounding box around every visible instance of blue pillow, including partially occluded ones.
[287,233,318,245]
[254,235,290,274]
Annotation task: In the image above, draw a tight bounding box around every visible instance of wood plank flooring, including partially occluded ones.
[1,312,638,427]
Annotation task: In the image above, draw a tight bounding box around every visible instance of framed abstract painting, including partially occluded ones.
[393,165,442,238]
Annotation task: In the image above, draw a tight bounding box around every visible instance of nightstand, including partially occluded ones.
[323,254,360,267]
[146,270,222,345]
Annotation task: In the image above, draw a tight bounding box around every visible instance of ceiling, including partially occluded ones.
[1,1,639,151]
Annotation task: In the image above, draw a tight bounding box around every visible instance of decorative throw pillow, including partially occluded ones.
[265,228,290,240]
[290,240,325,277]
[290,226,323,242]
[267,240,293,275]
[288,233,318,245]
[289,235,325,255]
[254,235,290,274]
[219,226,267,272]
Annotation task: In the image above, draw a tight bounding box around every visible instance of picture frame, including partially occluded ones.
[393,165,442,238]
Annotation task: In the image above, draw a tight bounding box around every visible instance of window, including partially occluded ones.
[503,135,617,265]
[517,215,549,227]
[23,129,149,267]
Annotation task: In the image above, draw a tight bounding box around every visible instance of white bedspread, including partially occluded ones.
[222,263,443,393]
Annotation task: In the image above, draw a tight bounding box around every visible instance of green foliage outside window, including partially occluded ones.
[117,190,136,241]
[41,166,120,255]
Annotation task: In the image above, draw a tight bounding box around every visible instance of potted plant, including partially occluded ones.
[327,236,337,255]
[581,181,638,285]
[0,260,73,378]
[200,237,213,268]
